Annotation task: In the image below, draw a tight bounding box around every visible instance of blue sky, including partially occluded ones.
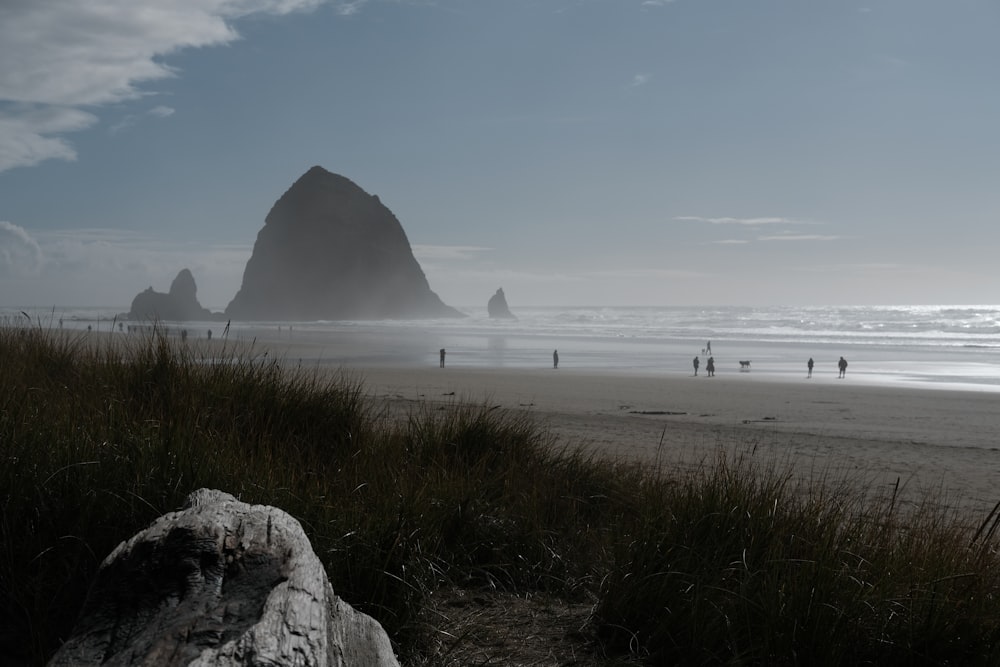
[1,0,997,310]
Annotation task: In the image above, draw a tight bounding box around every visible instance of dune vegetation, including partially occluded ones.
[2,324,1000,665]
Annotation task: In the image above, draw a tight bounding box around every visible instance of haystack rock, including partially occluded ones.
[487,287,516,319]
[225,166,463,321]
[48,489,400,667]
[127,268,217,321]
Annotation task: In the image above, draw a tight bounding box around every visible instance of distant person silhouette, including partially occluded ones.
[838,356,848,378]
[693,356,700,376]
[440,348,446,368]
[706,340,712,354]
[553,349,559,369]
[807,357,814,378]
[706,356,715,377]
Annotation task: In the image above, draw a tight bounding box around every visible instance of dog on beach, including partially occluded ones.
[739,360,751,371]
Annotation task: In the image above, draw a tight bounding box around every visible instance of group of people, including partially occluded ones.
[693,342,849,379]
[692,354,715,376]
[808,356,849,378]
[440,341,849,378]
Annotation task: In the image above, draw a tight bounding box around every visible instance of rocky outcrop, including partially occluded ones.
[487,287,516,319]
[225,166,463,321]
[127,269,218,322]
[48,489,400,667]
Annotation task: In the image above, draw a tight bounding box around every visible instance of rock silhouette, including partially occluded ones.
[225,166,463,321]
[487,287,516,319]
[127,269,217,322]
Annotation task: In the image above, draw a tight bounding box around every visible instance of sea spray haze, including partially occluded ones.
[7,304,1000,387]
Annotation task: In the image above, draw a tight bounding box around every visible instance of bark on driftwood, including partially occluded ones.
[49,489,399,667]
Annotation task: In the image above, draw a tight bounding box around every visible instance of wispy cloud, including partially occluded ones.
[0,107,97,171]
[334,0,370,15]
[676,216,812,226]
[757,234,841,242]
[0,1,339,172]
[641,0,677,7]
[0,226,252,307]
[0,221,45,276]
[588,267,704,280]
[109,105,178,135]
[713,239,750,245]
[148,106,175,118]
[413,244,492,261]
[628,73,652,88]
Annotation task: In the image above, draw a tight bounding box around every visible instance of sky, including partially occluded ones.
[0,0,998,310]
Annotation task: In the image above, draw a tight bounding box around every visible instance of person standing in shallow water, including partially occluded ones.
[439,348,446,368]
[838,356,848,378]
[553,349,559,369]
[807,357,814,378]
[693,356,700,376]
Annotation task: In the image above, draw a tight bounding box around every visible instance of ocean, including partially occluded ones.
[7,304,1000,392]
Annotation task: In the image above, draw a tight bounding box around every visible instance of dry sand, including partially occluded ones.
[322,364,1000,516]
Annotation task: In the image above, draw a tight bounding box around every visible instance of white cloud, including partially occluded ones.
[676,216,810,226]
[641,0,676,7]
[0,107,97,171]
[412,244,492,261]
[109,105,178,134]
[148,105,176,118]
[333,0,370,15]
[588,267,704,280]
[0,0,338,172]
[757,234,840,242]
[629,73,651,88]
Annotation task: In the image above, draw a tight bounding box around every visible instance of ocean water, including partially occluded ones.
[7,304,1000,392]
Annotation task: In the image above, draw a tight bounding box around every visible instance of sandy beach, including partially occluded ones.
[78,327,1000,516]
[337,365,999,511]
[200,318,1000,517]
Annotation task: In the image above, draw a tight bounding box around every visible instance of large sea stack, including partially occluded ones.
[225,166,463,321]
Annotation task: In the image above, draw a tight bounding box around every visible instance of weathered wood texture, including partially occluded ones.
[49,489,399,667]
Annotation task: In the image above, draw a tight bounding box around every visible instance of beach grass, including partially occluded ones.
[2,324,1000,665]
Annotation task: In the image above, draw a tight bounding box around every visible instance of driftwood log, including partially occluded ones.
[49,489,399,666]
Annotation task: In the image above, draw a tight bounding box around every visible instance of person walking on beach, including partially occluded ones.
[807,357,814,378]
[706,356,715,377]
[440,348,446,368]
[693,356,700,376]
[706,340,712,355]
[838,356,848,378]
[553,349,559,369]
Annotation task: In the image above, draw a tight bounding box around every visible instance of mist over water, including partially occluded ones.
[8,304,1000,391]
